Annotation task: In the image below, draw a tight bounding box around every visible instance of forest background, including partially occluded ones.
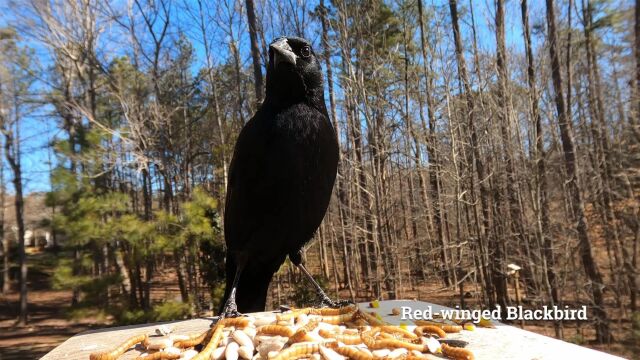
[0,0,638,358]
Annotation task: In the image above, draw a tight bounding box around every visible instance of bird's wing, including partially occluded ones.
[223,106,338,256]
[223,113,293,253]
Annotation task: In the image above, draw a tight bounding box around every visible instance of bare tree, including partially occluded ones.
[545,0,610,343]
[245,0,264,103]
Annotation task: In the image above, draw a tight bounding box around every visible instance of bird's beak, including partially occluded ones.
[270,38,297,66]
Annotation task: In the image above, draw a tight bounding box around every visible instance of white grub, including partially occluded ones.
[316,322,338,333]
[254,335,273,343]
[226,341,240,360]
[371,349,390,358]
[387,348,408,359]
[238,345,254,360]
[244,327,257,340]
[311,354,322,360]
[164,347,182,355]
[267,350,279,359]
[212,346,226,360]
[254,317,276,327]
[277,320,293,326]
[424,337,441,354]
[171,334,190,342]
[254,335,287,348]
[181,349,199,360]
[319,345,345,360]
[147,338,173,350]
[257,341,286,357]
[233,330,255,350]
[156,325,174,336]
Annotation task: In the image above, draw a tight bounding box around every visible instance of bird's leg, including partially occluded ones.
[297,263,353,308]
[221,259,245,318]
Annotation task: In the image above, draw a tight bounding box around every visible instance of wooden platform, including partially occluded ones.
[41,300,625,360]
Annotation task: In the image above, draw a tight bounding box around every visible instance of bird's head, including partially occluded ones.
[265,36,323,106]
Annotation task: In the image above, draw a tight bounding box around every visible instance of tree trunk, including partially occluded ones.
[417,0,450,286]
[449,0,507,310]
[545,0,610,343]
[521,0,559,337]
[3,118,27,325]
[245,0,264,103]
[0,142,6,294]
[634,0,640,140]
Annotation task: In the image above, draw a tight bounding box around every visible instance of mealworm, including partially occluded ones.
[90,334,148,360]
[317,329,362,345]
[364,337,424,352]
[174,329,211,348]
[319,311,356,325]
[354,311,387,326]
[134,352,181,360]
[378,333,399,340]
[319,345,344,360]
[277,308,313,321]
[377,326,417,340]
[289,319,320,344]
[371,349,390,358]
[409,350,428,359]
[221,317,253,328]
[441,344,474,360]
[258,325,295,337]
[413,321,462,333]
[309,305,356,316]
[406,355,429,360]
[269,343,320,360]
[333,346,373,360]
[191,323,225,360]
[414,325,446,339]
[344,318,369,327]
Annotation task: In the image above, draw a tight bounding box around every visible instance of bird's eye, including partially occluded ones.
[300,46,311,58]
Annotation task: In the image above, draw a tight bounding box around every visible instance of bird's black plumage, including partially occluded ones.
[221,37,339,313]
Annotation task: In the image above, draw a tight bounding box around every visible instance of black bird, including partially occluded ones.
[220,36,346,316]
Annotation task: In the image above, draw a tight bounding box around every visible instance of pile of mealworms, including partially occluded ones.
[89,305,483,360]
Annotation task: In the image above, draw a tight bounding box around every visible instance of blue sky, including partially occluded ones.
[0,0,625,194]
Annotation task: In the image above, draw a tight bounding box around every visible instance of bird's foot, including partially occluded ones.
[220,300,242,319]
[316,294,354,309]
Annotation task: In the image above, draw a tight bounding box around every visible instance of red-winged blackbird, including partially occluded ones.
[220,37,346,316]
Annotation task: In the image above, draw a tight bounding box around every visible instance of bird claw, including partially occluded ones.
[316,294,354,309]
[221,301,242,318]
